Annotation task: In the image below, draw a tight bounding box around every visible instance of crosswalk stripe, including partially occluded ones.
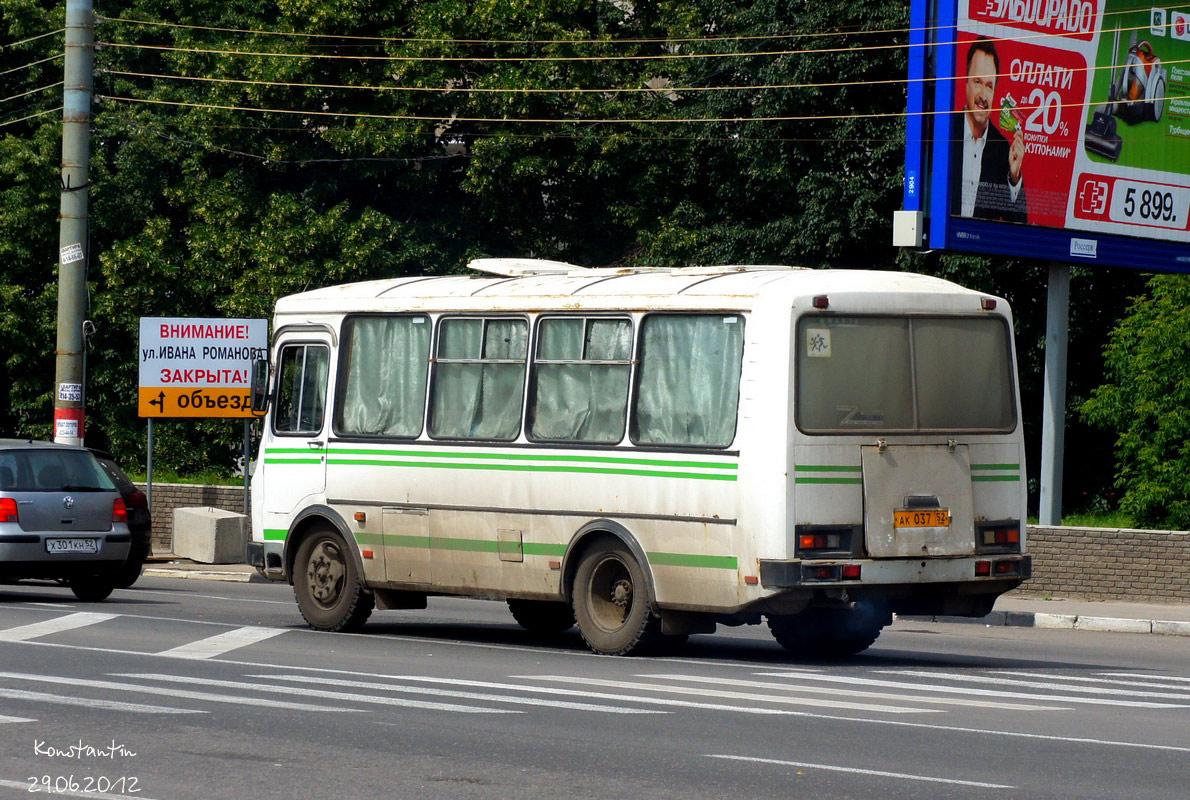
[156,626,286,659]
[642,674,1065,711]
[117,673,518,715]
[1098,672,1190,684]
[253,673,663,714]
[992,670,1190,692]
[0,687,202,715]
[879,669,1190,701]
[0,713,36,723]
[523,676,939,714]
[755,670,1190,709]
[0,612,116,642]
[0,778,162,800]
[706,754,1015,789]
[0,672,363,713]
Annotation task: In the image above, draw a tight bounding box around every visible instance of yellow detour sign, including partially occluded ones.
[138,318,269,418]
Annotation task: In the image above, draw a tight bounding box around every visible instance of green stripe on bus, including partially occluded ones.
[263,458,323,465]
[647,552,738,570]
[523,542,567,557]
[324,448,737,470]
[794,465,862,472]
[971,463,1021,471]
[795,477,864,484]
[324,458,736,481]
[263,529,287,541]
[972,475,1022,482]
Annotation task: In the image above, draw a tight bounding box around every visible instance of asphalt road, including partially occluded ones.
[0,577,1187,800]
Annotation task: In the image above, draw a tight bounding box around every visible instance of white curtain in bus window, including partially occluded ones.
[274,344,329,434]
[796,318,913,431]
[429,318,527,440]
[913,318,1015,430]
[634,315,744,447]
[530,318,631,443]
[337,316,430,437]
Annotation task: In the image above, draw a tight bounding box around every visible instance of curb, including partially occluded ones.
[899,611,1190,637]
[142,567,269,584]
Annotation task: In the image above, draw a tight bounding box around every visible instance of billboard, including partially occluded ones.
[904,0,1190,270]
[138,317,269,418]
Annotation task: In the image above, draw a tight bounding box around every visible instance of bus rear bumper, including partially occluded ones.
[758,554,1031,589]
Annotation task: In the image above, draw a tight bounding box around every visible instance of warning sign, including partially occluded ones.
[138,317,268,418]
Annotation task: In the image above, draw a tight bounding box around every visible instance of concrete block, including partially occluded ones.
[1032,613,1077,629]
[1074,616,1152,634]
[172,506,248,564]
[1152,620,1190,636]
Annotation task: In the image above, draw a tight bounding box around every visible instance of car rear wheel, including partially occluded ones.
[69,575,114,602]
[111,542,149,589]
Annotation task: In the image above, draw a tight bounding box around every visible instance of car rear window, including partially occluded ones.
[0,449,116,492]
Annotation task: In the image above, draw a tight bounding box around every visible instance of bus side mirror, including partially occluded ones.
[250,358,270,415]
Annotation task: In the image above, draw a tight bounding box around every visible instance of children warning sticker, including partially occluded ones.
[806,328,832,358]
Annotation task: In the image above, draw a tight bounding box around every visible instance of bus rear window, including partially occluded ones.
[796,316,1015,433]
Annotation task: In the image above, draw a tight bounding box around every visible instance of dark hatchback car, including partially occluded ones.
[0,440,131,600]
[90,450,152,588]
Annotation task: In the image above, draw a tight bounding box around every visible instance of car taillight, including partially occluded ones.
[0,498,18,524]
[126,489,148,509]
[113,498,128,523]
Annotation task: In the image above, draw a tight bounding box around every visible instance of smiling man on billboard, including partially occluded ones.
[958,37,1028,223]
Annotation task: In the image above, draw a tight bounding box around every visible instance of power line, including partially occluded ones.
[1,28,65,49]
[101,91,1190,125]
[0,106,61,129]
[0,81,64,105]
[0,53,65,77]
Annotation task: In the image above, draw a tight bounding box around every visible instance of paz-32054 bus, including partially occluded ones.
[247,260,1030,656]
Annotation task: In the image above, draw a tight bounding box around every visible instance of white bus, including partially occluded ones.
[247,260,1030,656]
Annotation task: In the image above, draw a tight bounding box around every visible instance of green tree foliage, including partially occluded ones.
[1082,274,1190,529]
[0,0,1155,500]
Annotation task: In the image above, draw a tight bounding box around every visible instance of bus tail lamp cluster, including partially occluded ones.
[975,559,1022,577]
[976,521,1022,554]
[802,563,862,582]
[795,525,857,558]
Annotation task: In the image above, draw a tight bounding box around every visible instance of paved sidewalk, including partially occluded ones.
[141,556,1190,636]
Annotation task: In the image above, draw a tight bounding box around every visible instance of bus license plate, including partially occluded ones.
[894,509,950,528]
[45,538,99,554]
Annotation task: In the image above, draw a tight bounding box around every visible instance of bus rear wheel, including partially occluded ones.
[293,527,374,632]
[507,599,575,634]
[572,540,661,655]
[768,602,889,658]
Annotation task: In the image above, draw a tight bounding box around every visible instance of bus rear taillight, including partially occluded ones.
[841,564,861,580]
[795,525,856,558]
[976,521,1022,554]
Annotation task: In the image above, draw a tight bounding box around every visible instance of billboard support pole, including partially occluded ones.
[1039,262,1070,526]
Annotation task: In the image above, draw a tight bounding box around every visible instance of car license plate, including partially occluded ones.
[45,538,99,554]
[894,509,950,528]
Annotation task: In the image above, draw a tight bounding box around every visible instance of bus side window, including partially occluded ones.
[336,315,431,438]
[274,344,330,435]
[528,317,632,444]
[429,317,528,441]
[632,314,745,448]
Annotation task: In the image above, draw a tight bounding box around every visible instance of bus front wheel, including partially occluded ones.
[293,527,374,632]
[572,540,661,655]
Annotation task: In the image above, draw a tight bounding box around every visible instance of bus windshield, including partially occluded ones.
[796,315,1016,433]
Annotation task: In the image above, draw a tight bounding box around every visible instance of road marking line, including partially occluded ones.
[983,670,1190,697]
[129,588,295,605]
[0,778,160,800]
[706,754,1015,789]
[18,602,78,608]
[756,670,1190,709]
[0,612,116,642]
[252,673,663,714]
[881,669,1190,700]
[641,674,1065,711]
[0,672,362,713]
[0,687,202,715]
[0,714,36,723]
[118,673,518,715]
[1098,672,1190,684]
[522,676,939,714]
[156,626,286,659]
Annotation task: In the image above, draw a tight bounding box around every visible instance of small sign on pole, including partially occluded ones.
[138,318,268,418]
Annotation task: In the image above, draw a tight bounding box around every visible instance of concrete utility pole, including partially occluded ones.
[1039,262,1070,526]
[53,0,94,444]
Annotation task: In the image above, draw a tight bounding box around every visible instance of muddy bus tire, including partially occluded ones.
[508,599,576,635]
[768,603,888,659]
[572,540,661,656]
[293,527,374,632]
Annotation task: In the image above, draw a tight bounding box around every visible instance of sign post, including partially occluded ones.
[138,318,269,513]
